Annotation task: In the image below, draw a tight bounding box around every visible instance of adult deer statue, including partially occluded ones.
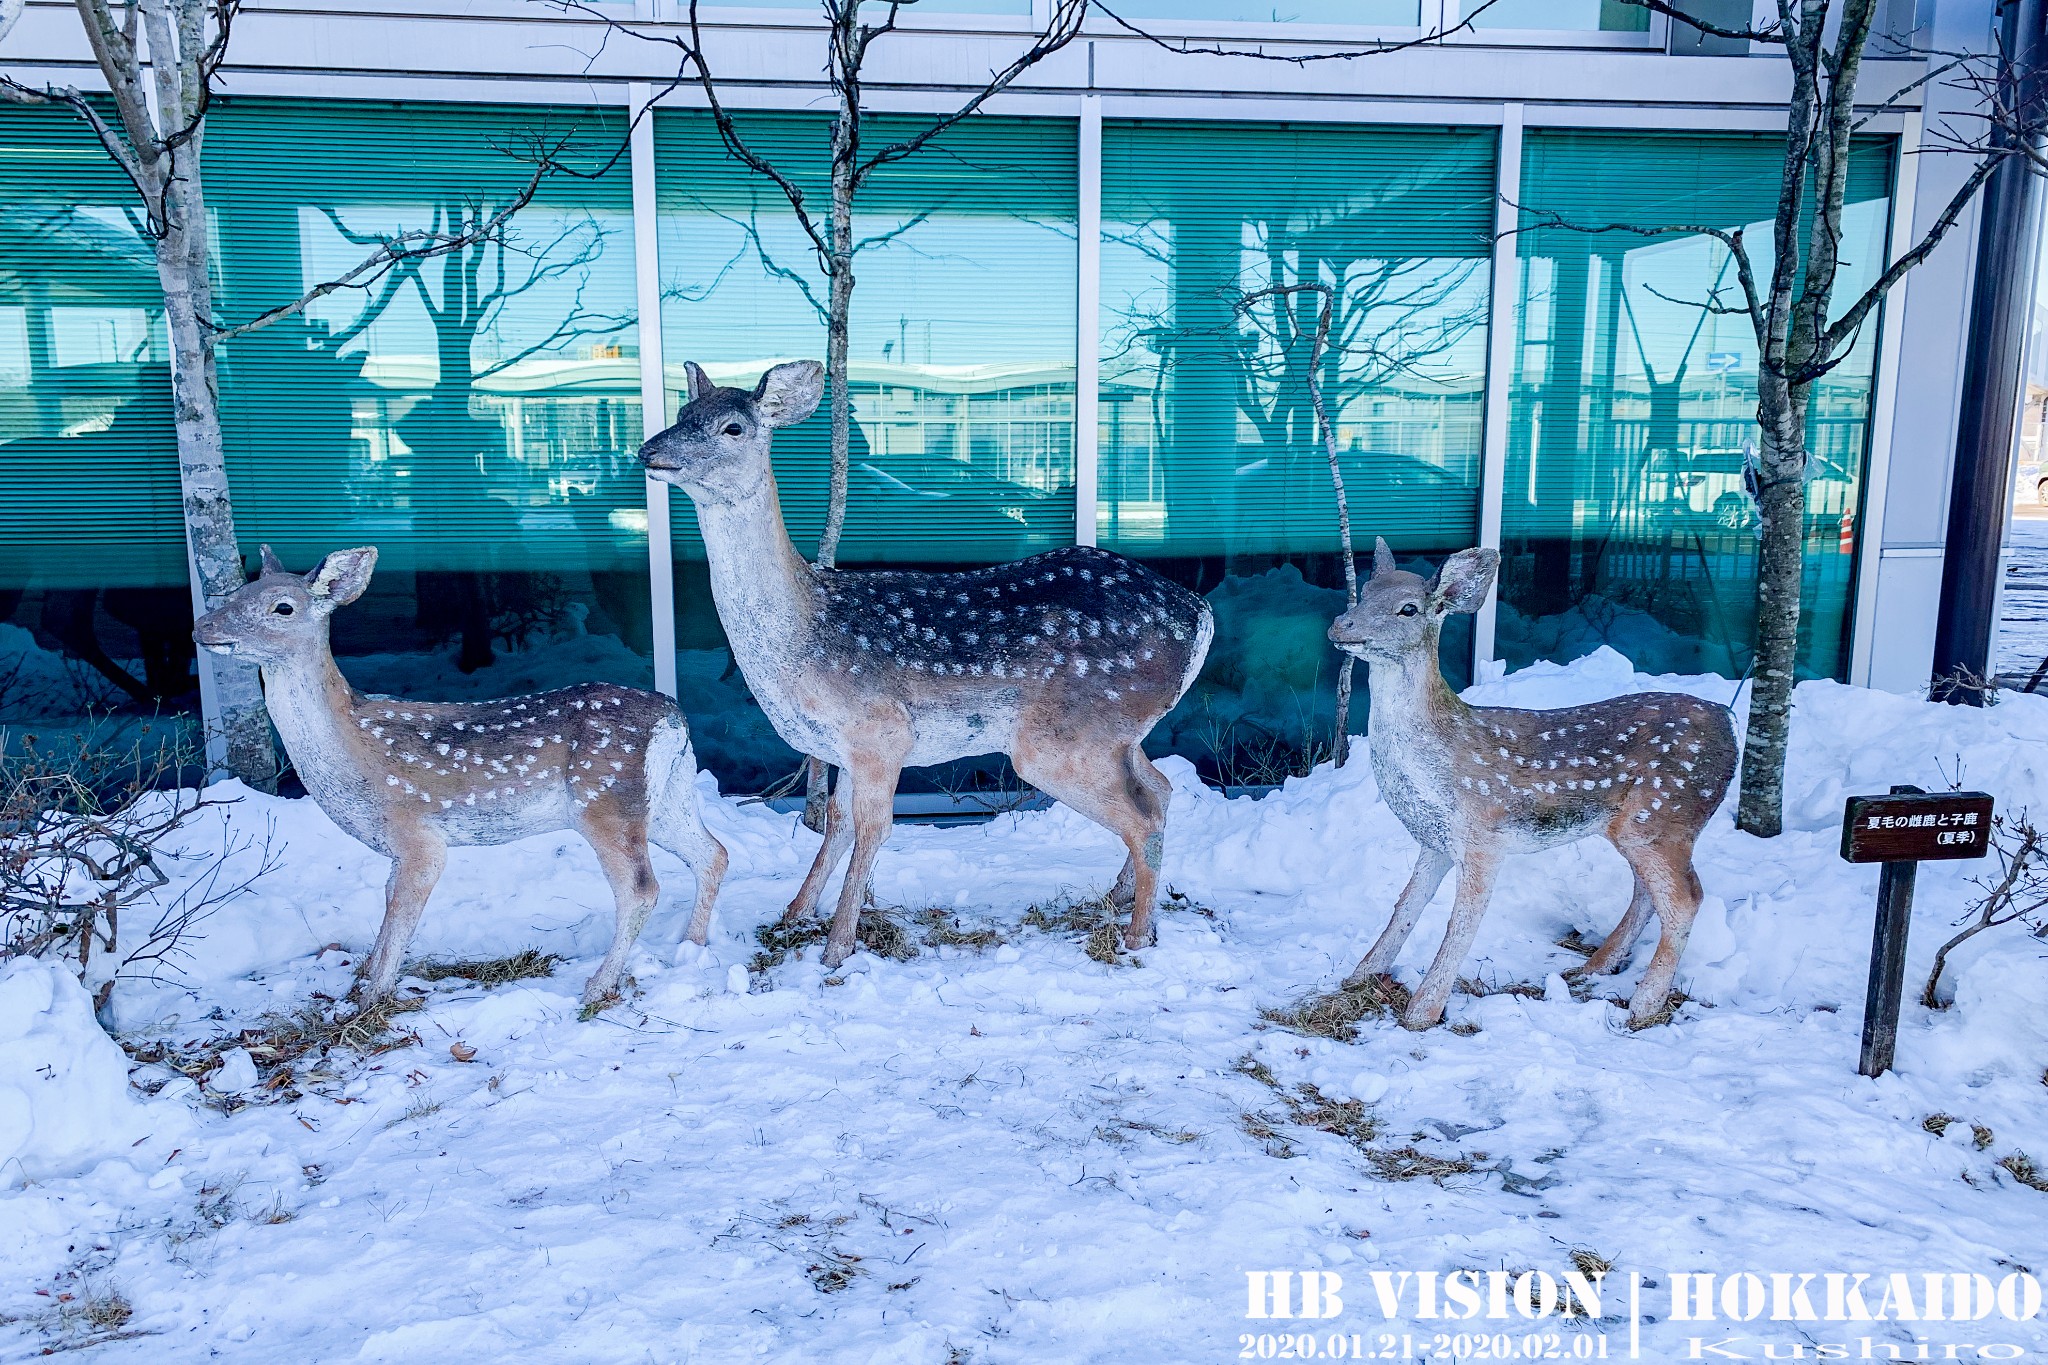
[640,360,1212,969]
[193,546,727,1010]
[1329,540,1735,1030]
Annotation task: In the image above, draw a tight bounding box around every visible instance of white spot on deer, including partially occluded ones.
[436,742,450,756]
[610,761,624,772]
[1634,809,1651,823]
[1651,798,1664,810]
[385,775,400,787]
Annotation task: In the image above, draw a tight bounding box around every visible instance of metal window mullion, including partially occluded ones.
[1848,111,1924,687]
[631,81,678,698]
[1075,94,1102,548]
[1471,101,1523,676]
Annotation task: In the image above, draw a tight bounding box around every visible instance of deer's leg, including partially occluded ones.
[821,755,903,970]
[357,838,448,1003]
[582,815,660,1008]
[1108,753,1170,913]
[786,767,855,922]
[1569,871,1653,978]
[1620,842,1704,1028]
[1400,849,1501,1032]
[1014,740,1169,950]
[1345,846,1454,987]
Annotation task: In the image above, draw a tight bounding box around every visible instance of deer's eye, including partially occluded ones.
[272,601,295,617]
[1397,603,1419,617]
[723,422,744,437]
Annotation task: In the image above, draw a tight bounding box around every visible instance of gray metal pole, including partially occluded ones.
[1932,0,2048,702]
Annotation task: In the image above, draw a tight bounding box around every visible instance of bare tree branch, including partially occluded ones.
[1091,0,1512,64]
[1613,0,1789,44]
[208,157,557,342]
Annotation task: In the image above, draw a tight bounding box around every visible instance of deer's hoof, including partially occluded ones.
[1398,1003,1442,1032]
[820,941,851,971]
[577,992,620,1022]
[1121,922,1156,951]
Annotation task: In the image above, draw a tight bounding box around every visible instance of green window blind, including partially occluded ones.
[1502,129,1895,681]
[203,99,645,577]
[655,109,1078,568]
[0,103,186,592]
[1098,120,1497,561]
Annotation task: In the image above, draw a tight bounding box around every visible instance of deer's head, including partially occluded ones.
[638,360,825,505]
[1329,541,1497,662]
[192,546,377,665]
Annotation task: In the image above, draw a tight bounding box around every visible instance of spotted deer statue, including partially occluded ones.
[639,360,1213,968]
[1329,541,1736,1030]
[192,546,728,1009]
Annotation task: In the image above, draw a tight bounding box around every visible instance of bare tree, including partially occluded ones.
[1524,0,2048,837]
[1922,810,2048,1008]
[1,0,565,786]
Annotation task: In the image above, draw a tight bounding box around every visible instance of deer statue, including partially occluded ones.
[1329,540,1736,1031]
[639,360,1213,969]
[192,546,728,1010]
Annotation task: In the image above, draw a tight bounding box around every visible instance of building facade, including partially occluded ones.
[0,0,2004,791]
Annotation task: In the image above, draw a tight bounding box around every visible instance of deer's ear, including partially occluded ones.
[1372,536,1396,578]
[258,544,286,575]
[1428,547,1497,616]
[754,360,825,429]
[683,361,713,405]
[305,546,378,612]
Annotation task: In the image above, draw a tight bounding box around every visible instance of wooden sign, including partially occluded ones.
[1840,790,1994,864]
[1838,785,1996,1079]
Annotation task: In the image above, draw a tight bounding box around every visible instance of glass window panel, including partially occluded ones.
[0,104,195,747]
[1100,120,1495,781]
[656,110,1077,792]
[1107,0,1420,21]
[1468,0,1650,30]
[1500,129,1894,682]
[203,100,653,706]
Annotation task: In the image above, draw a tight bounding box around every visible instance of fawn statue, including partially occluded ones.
[1329,540,1736,1030]
[639,360,1213,968]
[193,546,728,1009]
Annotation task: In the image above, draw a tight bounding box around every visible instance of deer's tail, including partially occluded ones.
[646,713,728,944]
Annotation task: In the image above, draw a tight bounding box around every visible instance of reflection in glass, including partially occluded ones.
[1105,0,1419,21]
[1467,0,1650,31]
[1501,130,1893,681]
[656,111,1078,793]
[206,102,653,709]
[0,107,197,754]
[1100,120,1495,783]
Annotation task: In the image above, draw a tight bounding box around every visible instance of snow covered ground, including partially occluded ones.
[3,649,2047,1362]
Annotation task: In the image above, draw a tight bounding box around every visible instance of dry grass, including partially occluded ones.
[1926,1114,1998,1149]
[749,909,917,974]
[1457,974,1545,1000]
[1998,1152,2048,1192]
[127,993,426,1110]
[1568,1247,1615,1279]
[1259,976,1411,1043]
[916,907,1006,952]
[1232,1051,1483,1184]
[1021,891,1136,967]
[1555,929,1600,958]
[406,949,559,987]
[1365,1145,1480,1183]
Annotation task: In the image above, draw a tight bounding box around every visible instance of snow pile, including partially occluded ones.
[0,959,155,1186]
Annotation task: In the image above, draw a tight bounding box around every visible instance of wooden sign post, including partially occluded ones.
[1839,785,1994,1078]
